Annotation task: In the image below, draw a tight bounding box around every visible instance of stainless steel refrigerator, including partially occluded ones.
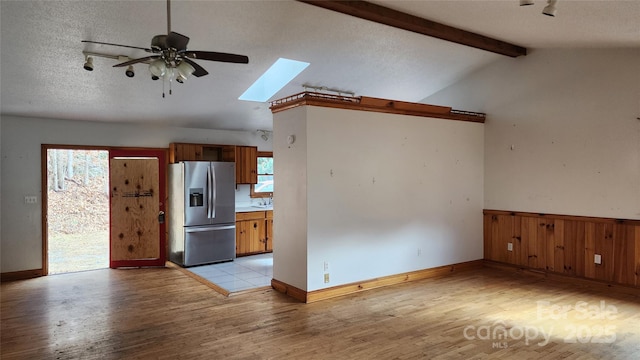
[168,161,236,267]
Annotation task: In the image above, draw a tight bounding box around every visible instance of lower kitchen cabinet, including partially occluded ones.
[266,210,273,252]
[236,210,273,256]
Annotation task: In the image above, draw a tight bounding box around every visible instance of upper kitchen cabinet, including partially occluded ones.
[169,143,257,185]
[235,146,258,184]
[169,143,235,163]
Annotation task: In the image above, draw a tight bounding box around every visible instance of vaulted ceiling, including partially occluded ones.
[1,0,638,131]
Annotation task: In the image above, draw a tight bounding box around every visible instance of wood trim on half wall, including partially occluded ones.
[272,260,484,303]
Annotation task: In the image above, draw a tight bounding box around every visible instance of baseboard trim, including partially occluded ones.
[271,278,308,302]
[483,260,640,296]
[272,260,483,303]
[1,268,44,282]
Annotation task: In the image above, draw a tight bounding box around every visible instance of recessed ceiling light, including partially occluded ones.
[239,58,310,102]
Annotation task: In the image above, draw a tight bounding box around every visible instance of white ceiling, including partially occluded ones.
[1,0,638,131]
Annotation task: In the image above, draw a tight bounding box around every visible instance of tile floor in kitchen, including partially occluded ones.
[186,253,273,292]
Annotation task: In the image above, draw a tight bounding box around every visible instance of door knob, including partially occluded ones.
[158,211,165,224]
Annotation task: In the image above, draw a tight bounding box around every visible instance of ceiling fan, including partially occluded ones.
[81,0,249,95]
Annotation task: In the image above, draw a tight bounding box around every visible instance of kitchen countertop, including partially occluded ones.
[235,205,273,213]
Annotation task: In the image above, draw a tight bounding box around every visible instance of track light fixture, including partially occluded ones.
[542,0,558,16]
[82,51,130,73]
[519,0,558,16]
[83,56,94,71]
[257,130,272,141]
[125,65,135,78]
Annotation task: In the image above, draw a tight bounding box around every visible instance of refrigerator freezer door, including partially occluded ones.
[183,225,236,266]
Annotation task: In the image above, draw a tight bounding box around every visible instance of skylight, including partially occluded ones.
[239,58,310,102]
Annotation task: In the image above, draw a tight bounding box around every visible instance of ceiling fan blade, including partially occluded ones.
[181,58,209,77]
[113,56,159,67]
[166,31,190,51]
[82,40,152,52]
[184,51,249,64]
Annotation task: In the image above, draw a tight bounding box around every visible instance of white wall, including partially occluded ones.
[274,106,484,292]
[0,115,271,273]
[0,116,3,272]
[424,48,640,220]
[272,107,308,290]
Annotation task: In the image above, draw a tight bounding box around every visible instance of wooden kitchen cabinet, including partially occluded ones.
[236,211,271,256]
[169,142,235,163]
[235,146,258,184]
[266,210,273,252]
[236,219,265,255]
[169,143,256,185]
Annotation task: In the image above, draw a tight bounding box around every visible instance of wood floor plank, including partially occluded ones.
[1,266,639,359]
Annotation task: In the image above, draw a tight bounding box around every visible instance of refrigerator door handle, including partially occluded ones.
[211,164,217,219]
[185,225,236,233]
[207,165,213,219]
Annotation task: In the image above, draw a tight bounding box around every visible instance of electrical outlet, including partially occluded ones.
[324,273,330,283]
[594,254,602,265]
[507,242,513,251]
[24,196,37,204]
[324,261,329,272]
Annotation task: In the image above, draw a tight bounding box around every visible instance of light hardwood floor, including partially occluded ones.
[2,265,639,359]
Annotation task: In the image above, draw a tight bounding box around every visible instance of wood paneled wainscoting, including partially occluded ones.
[483,210,640,288]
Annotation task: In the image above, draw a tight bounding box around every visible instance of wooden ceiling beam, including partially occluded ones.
[297,0,527,58]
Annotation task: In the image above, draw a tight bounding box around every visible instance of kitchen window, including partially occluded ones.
[250,151,273,198]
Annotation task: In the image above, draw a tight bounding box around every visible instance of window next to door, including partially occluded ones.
[250,151,273,198]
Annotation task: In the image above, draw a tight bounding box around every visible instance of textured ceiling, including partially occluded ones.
[1,0,638,131]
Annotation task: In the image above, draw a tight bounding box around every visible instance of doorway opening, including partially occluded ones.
[46,148,109,274]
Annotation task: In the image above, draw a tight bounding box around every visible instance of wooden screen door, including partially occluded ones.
[109,149,166,268]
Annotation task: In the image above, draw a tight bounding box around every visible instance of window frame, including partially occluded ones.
[250,151,273,198]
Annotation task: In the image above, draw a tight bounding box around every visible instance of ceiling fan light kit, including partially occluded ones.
[81,0,249,97]
[175,61,195,83]
[149,58,168,78]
